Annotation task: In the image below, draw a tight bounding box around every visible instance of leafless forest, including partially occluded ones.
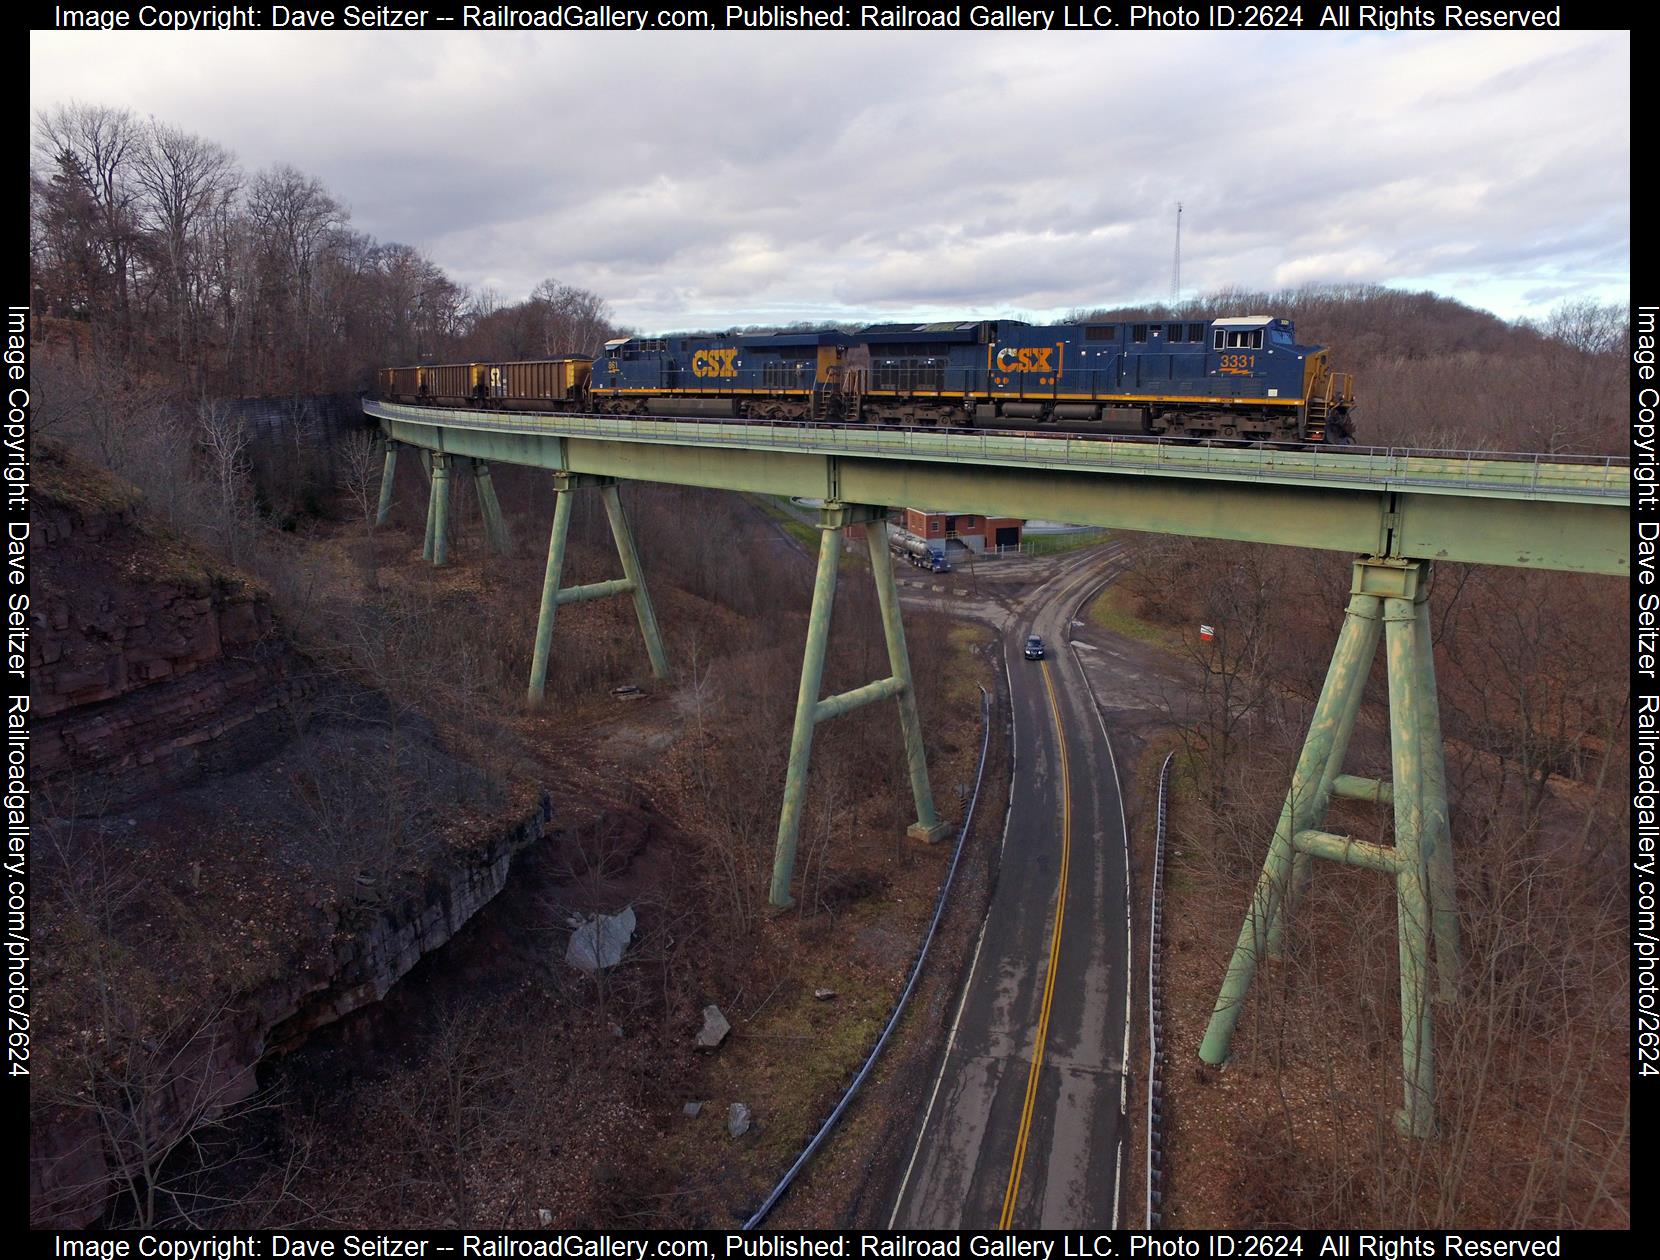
[29,102,1630,1228]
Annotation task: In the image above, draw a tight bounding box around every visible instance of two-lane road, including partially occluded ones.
[890,549,1132,1228]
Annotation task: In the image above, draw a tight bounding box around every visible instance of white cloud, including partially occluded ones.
[30,28,1629,327]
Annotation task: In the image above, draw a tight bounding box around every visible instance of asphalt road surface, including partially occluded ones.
[889,548,1132,1228]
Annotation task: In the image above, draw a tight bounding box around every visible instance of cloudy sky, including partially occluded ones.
[30,29,1629,332]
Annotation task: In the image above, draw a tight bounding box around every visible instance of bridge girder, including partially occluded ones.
[371,407,1628,577]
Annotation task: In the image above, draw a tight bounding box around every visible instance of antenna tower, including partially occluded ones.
[1172,201,1183,307]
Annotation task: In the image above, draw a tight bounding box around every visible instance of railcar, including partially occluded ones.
[376,357,593,409]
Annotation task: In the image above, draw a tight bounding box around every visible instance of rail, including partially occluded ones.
[742,684,994,1228]
[364,400,1629,502]
[1147,752,1174,1230]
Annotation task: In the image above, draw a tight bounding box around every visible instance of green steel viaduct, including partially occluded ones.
[363,398,1628,1199]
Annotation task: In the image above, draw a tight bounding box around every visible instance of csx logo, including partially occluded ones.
[994,346,1056,373]
[692,348,738,378]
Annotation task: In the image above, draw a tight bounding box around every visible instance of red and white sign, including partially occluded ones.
[1199,624,1215,641]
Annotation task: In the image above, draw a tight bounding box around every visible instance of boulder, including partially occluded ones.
[565,906,636,974]
[695,1004,731,1050]
[728,1103,752,1138]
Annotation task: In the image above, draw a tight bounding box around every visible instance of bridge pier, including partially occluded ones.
[769,505,948,911]
[1199,557,1459,1139]
[526,474,669,705]
[375,440,399,527]
[419,450,437,562]
[392,445,511,562]
[472,460,512,555]
[429,454,453,566]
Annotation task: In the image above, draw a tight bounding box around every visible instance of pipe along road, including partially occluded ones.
[890,547,1133,1228]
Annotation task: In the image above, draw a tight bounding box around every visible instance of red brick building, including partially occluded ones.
[901,508,1023,554]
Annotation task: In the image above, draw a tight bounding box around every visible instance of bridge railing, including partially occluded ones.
[363,400,1630,500]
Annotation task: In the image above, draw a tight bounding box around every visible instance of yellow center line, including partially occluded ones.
[999,657,1072,1229]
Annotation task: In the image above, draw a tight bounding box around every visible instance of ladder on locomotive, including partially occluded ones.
[1304,390,1329,443]
[1303,370,1353,442]
[812,362,852,422]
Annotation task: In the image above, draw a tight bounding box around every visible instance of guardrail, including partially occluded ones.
[366,400,1629,500]
[1147,751,1174,1229]
[742,684,994,1228]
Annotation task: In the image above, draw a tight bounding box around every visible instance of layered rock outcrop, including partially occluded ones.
[28,447,556,1226]
[29,792,555,1227]
[32,450,304,804]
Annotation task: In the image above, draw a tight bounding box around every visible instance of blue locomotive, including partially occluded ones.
[588,315,1355,443]
[380,312,1356,444]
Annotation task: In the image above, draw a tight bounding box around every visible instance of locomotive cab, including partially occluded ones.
[1208,316,1353,443]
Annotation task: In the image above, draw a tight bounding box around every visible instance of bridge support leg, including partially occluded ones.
[1383,588,1435,1139]
[473,460,512,556]
[1414,596,1461,1002]
[375,440,398,527]
[526,479,574,705]
[420,450,436,562]
[601,484,668,679]
[1268,598,1379,958]
[769,505,945,911]
[770,521,841,910]
[1199,558,1457,1139]
[431,454,452,567]
[866,518,946,844]
[525,475,671,705]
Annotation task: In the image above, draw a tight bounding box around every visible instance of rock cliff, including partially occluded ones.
[28,444,555,1226]
[32,444,304,805]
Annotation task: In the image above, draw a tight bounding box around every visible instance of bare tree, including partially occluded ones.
[338,430,385,532]
[34,102,143,346]
[132,119,240,380]
[528,278,616,357]
[197,400,255,564]
[1543,298,1628,356]
[246,164,345,388]
[366,1001,517,1225]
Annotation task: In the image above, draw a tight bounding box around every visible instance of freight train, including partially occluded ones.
[376,312,1356,444]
